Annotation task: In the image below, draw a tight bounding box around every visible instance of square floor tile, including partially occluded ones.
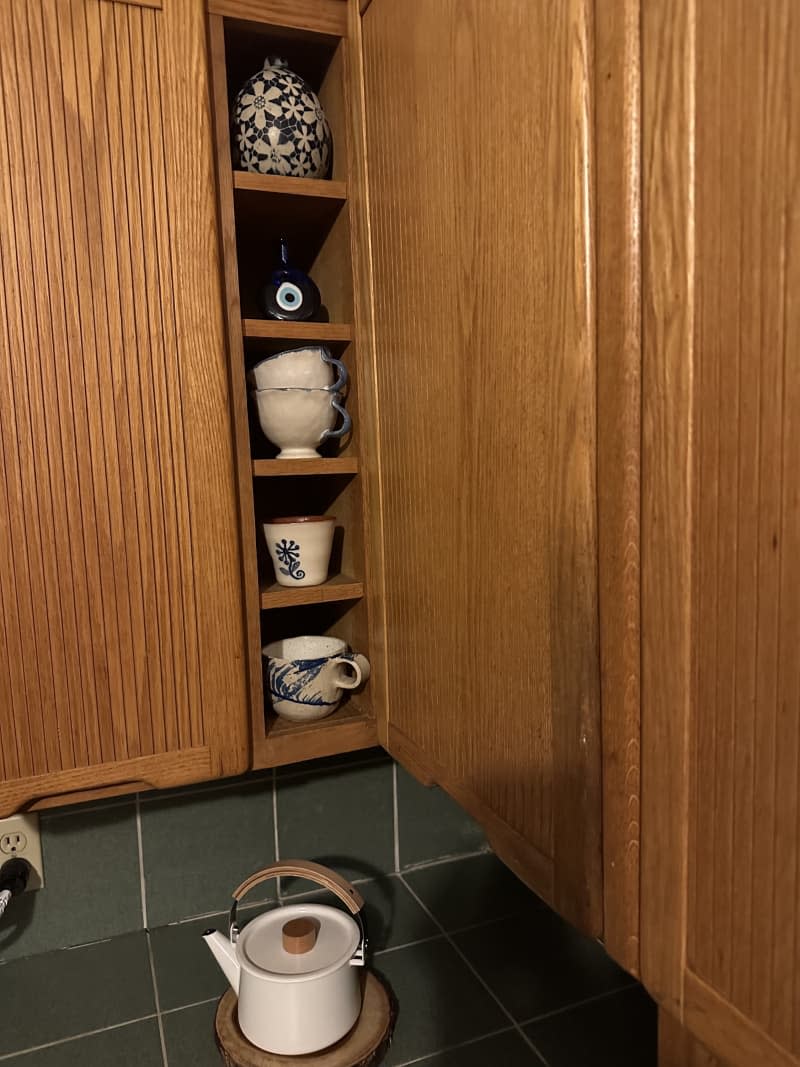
[276,760,394,887]
[0,802,141,962]
[403,853,540,932]
[141,778,275,927]
[453,912,634,1023]
[396,766,486,868]
[414,1030,543,1066]
[0,933,155,1056]
[281,874,438,953]
[0,1019,163,1067]
[162,1000,220,1067]
[150,900,279,1011]
[524,985,657,1066]
[151,917,238,1012]
[375,938,507,1065]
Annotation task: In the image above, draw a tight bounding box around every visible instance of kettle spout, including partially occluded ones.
[202,929,240,994]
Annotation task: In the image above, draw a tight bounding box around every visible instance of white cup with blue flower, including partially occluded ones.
[264,515,335,587]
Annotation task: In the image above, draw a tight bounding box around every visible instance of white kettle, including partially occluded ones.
[203,860,367,1056]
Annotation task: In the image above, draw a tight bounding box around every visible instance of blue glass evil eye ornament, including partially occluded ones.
[258,239,322,322]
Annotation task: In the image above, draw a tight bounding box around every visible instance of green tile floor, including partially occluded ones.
[0,754,656,1065]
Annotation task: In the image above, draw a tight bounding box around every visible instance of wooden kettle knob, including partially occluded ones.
[282,917,318,954]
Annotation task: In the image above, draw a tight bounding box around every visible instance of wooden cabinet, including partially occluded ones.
[0,0,250,814]
[3,1,798,1061]
[361,0,606,936]
[641,2,800,1066]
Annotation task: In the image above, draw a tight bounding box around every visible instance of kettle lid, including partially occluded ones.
[239,903,360,981]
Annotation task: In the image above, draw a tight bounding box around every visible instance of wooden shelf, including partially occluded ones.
[260,575,363,609]
[253,702,378,769]
[252,458,359,477]
[242,320,353,343]
[233,171,348,201]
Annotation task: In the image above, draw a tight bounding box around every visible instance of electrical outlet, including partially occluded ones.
[0,814,44,890]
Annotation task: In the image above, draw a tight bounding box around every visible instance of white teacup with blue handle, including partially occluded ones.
[249,345,348,391]
[263,636,371,723]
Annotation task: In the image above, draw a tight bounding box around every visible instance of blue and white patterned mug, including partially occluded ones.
[263,636,371,723]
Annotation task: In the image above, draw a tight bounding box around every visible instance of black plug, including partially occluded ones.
[0,856,32,897]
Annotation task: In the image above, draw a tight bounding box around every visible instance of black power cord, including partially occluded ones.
[0,856,32,921]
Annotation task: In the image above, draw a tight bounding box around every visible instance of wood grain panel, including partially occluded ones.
[640,0,695,1014]
[595,0,641,975]
[642,0,800,1062]
[0,0,249,811]
[659,1009,724,1067]
[363,0,602,932]
[206,0,348,37]
[688,0,800,1052]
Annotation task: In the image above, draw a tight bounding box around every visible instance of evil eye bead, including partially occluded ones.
[275,281,304,313]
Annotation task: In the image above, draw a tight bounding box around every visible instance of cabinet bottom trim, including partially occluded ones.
[0,747,213,816]
[683,972,799,1067]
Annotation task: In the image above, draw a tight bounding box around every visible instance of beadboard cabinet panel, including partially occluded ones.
[0,0,249,812]
[642,1,800,1064]
[362,0,602,934]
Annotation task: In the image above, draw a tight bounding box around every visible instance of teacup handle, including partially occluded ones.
[320,394,352,443]
[321,350,349,392]
[331,652,371,690]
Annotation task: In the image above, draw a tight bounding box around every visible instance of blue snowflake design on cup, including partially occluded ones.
[274,538,305,581]
[232,57,332,179]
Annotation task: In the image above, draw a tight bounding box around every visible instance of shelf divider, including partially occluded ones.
[233,171,348,201]
[242,320,353,343]
[254,703,378,768]
[252,457,359,477]
[260,575,363,609]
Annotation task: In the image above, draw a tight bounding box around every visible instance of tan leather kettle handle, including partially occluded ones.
[232,860,365,915]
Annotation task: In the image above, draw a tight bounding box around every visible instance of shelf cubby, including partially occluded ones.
[209,6,378,771]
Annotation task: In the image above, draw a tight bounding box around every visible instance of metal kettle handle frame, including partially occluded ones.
[228,859,367,964]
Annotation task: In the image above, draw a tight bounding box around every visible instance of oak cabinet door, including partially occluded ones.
[362,0,603,934]
[642,2,800,1065]
[0,0,249,813]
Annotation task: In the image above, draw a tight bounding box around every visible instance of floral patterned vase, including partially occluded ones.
[232,56,332,179]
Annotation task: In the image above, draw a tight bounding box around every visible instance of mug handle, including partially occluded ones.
[331,652,371,690]
[321,349,349,392]
[320,394,352,443]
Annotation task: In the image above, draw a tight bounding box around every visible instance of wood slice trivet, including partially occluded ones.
[214,971,396,1067]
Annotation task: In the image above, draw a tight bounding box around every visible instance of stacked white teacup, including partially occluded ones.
[249,345,350,459]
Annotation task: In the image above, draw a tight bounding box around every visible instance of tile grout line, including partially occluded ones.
[113,860,510,937]
[397,846,492,876]
[146,933,169,1067]
[398,874,551,1067]
[389,1024,519,1067]
[272,768,282,901]
[392,762,400,872]
[371,910,530,959]
[135,794,148,930]
[0,1015,159,1062]
[516,982,639,1028]
[159,994,221,1017]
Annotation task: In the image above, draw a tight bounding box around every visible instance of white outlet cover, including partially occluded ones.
[0,813,44,891]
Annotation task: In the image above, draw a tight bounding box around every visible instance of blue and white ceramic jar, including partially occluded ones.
[232,57,332,179]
